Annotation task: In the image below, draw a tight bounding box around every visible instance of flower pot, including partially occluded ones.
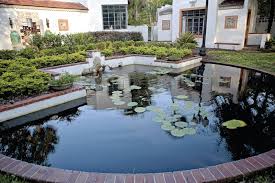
[50,83,73,91]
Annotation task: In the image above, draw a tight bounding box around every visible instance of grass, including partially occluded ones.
[208,50,275,75]
[234,168,275,183]
[0,174,29,183]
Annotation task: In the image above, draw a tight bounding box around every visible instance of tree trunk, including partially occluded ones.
[267,0,274,33]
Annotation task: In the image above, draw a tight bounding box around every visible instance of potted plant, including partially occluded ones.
[49,73,75,91]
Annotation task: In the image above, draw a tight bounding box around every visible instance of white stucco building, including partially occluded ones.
[156,0,271,50]
[0,0,150,50]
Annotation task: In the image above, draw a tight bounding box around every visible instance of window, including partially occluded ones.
[219,77,231,88]
[225,16,238,29]
[182,9,205,36]
[162,20,170,30]
[102,5,127,30]
[58,19,69,31]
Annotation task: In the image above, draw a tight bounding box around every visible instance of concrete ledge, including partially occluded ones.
[43,52,202,76]
[0,149,274,183]
[0,87,86,123]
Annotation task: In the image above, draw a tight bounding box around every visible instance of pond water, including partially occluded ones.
[0,64,274,173]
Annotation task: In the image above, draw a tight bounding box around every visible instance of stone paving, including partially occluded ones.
[0,149,274,183]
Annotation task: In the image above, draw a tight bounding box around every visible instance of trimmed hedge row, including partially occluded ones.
[0,64,51,100]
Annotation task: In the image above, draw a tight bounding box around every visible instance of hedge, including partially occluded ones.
[0,63,51,100]
[90,31,143,42]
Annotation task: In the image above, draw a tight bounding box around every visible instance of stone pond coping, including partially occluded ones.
[0,150,274,183]
[0,86,84,113]
[0,86,86,122]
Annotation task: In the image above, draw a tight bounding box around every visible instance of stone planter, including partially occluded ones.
[50,83,73,91]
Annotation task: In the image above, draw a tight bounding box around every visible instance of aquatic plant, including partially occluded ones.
[127,102,138,107]
[175,95,189,100]
[134,107,146,113]
[222,120,247,129]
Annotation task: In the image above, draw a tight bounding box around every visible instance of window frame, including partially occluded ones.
[102,5,128,30]
[182,9,206,36]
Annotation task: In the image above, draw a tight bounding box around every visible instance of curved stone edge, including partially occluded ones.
[0,149,274,183]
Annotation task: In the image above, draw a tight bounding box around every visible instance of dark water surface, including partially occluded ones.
[0,64,274,173]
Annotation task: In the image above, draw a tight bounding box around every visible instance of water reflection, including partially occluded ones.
[0,125,58,166]
[0,64,274,173]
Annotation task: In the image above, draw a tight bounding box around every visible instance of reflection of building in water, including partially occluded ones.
[87,75,131,110]
[202,64,249,103]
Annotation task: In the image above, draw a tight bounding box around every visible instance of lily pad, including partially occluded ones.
[113,101,126,106]
[112,91,122,94]
[185,101,193,109]
[171,103,180,111]
[173,114,182,119]
[127,102,138,107]
[171,129,186,137]
[175,95,189,100]
[161,123,175,131]
[134,107,146,113]
[183,128,196,135]
[222,120,247,129]
[175,122,188,128]
[146,106,163,113]
[130,85,142,90]
[110,95,121,100]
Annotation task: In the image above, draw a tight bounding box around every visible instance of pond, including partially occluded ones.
[0,64,274,173]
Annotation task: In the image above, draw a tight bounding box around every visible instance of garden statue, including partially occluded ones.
[82,56,112,76]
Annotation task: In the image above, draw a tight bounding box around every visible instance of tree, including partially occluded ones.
[128,0,173,26]
[267,0,274,33]
[257,0,275,33]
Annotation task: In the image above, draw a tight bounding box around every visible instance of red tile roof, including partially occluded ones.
[0,0,88,10]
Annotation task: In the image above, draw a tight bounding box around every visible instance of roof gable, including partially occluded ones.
[0,0,88,10]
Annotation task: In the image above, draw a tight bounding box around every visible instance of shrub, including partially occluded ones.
[0,64,51,99]
[155,47,168,59]
[101,48,114,57]
[63,33,94,46]
[112,41,126,49]
[91,31,143,42]
[86,43,96,50]
[17,47,37,59]
[31,33,63,49]
[49,73,75,86]
[176,32,197,48]
[0,50,17,60]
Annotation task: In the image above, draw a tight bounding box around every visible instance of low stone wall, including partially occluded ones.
[0,87,86,123]
[43,52,202,76]
[0,150,274,183]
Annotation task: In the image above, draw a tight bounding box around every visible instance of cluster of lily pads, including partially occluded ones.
[110,85,148,113]
[146,102,197,138]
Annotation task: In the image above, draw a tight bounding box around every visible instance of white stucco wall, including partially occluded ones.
[0,5,89,50]
[215,6,248,50]
[157,13,172,41]
[86,0,128,32]
[128,25,149,42]
[171,0,258,50]
[172,0,206,42]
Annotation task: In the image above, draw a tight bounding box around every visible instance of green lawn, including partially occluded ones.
[208,50,275,75]
[0,174,29,183]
